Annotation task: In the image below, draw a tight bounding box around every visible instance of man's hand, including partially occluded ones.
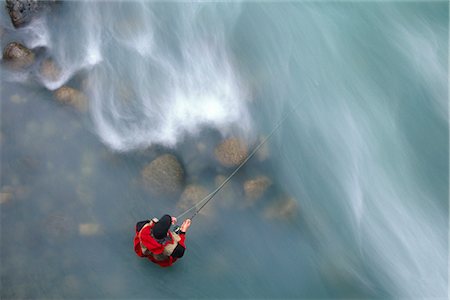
[180,219,191,233]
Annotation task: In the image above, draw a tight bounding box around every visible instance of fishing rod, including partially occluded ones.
[175,108,292,224]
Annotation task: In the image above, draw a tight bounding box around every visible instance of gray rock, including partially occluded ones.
[141,154,184,197]
[2,42,35,68]
[5,0,59,28]
[6,0,41,28]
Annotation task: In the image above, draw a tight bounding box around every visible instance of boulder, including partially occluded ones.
[40,58,61,82]
[53,86,88,112]
[214,137,248,167]
[141,154,184,197]
[264,196,298,220]
[5,0,54,28]
[0,186,14,204]
[2,42,35,68]
[78,223,101,236]
[177,184,213,216]
[243,175,272,201]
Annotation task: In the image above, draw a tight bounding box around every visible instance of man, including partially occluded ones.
[133,214,191,267]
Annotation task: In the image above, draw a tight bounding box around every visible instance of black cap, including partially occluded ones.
[152,214,171,239]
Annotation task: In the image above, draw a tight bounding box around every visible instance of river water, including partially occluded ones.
[1,1,448,299]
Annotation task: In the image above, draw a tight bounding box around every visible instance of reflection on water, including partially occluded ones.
[1,1,448,299]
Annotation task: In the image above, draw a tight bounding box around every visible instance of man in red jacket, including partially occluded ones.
[134,214,191,267]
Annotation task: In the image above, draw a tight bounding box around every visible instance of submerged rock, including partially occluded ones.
[243,175,272,201]
[6,0,39,27]
[54,86,88,112]
[177,184,213,216]
[214,138,248,167]
[78,223,101,236]
[40,58,61,82]
[2,42,35,69]
[0,186,14,204]
[264,196,298,220]
[141,154,184,197]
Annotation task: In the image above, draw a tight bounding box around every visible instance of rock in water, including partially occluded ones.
[0,186,14,204]
[2,42,35,69]
[78,223,101,236]
[264,196,298,220]
[142,154,184,197]
[177,184,213,216]
[214,138,248,167]
[40,58,61,82]
[53,86,88,112]
[243,175,272,201]
[6,0,40,27]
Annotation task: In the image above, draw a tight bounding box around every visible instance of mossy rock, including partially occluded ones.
[142,154,185,197]
[214,137,248,167]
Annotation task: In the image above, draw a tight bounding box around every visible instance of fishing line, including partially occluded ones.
[176,107,292,222]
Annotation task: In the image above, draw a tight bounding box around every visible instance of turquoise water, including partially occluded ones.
[1,1,448,298]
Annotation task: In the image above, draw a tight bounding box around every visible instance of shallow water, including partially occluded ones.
[1,1,448,299]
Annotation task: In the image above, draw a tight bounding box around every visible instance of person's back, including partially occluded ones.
[134,214,191,267]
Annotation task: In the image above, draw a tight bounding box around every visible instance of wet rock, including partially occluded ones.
[264,196,298,220]
[2,42,35,68]
[10,94,26,104]
[177,184,212,216]
[53,86,88,112]
[78,223,101,236]
[0,186,14,204]
[40,58,61,82]
[214,137,248,167]
[6,0,39,27]
[243,175,272,201]
[141,154,184,196]
[0,185,30,203]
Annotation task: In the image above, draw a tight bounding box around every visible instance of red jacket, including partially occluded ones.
[134,222,186,267]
